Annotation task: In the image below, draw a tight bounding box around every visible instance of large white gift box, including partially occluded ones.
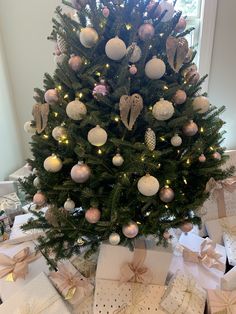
[0,241,49,301]
[221,266,236,291]
[0,272,70,314]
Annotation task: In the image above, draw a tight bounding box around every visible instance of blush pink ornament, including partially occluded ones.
[122,221,139,238]
[129,64,138,75]
[199,154,206,163]
[44,89,59,105]
[71,162,91,183]
[183,120,198,137]
[180,222,193,233]
[102,6,110,18]
[93,80,109,98]
[68,55,83,72]
[163,231,171,240]
[85,207,101,224]
[175,17,187,33]
[173,90,187,105]
[138,23,155,41]
[159,186,175,203]
[33,191,47,206]
[213,152,222,160]
[186,71,200,84]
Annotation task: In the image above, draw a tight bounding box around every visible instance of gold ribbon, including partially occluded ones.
[205,177,236,218]
[0,247,41,281]
[208,290,236,314]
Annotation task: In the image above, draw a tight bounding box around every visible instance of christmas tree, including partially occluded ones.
[22,0,233,261]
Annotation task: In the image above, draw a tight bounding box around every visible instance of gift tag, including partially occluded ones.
[5,273,14,282]
[65,287,76,300]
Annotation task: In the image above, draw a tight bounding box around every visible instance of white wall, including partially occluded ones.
[208,0,236,149]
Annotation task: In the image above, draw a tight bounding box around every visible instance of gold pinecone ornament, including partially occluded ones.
[145,128,156,151]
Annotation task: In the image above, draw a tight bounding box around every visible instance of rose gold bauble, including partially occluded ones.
[183,120,198,137]
[199,154,206,163]
[71,162,91,183]
[213,152,222,160]
[85,207,101,224]
[33,191,46,206]
[138,23,155,41]
[44,89,59,105]
[175,17,187,33]
[159,186,175,203]
[68,55,83,71]
[180,222,193,233]
[173,90,187,105]
[129,65,138,75]
[122,221,139,238]
[102,6,110,17]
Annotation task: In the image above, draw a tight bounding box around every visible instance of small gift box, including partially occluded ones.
[160,271,206,314]
[0,192,22,223]
[0,272,70,314]
[221,266,236,291]
[207,289,236,314]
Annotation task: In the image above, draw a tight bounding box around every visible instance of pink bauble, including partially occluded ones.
[175,17,187,33]
[186,71,200,84]
[68,55,83,71]
[183,120,198,137]
[180,222,193,233]
[199,154,206,163]
[138,23,155,41]
[129,65,138,75]
[102,6,110,18]
[159,187,175,203]
[33,191,46,206]
[45,89,59,105]
[71,162,91,183]
[163,231,171,240]
[93,83,109,98]
[85,207,101,224]
[173,90,187,105]
[213,152,222,160]
[122,221,139,238]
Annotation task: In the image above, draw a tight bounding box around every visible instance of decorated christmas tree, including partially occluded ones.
[22,0,233,261]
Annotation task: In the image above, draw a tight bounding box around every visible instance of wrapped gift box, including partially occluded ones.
[207,289,236,314]
[160,272,206,314]
[0,192,23,223]
[221,266,236,291]
[0,272,70,314]
[8,164,32,182]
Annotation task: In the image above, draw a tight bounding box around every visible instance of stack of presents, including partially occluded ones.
[0,155,236,313]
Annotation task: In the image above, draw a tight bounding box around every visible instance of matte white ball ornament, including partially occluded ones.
[109,232,121,245]
[145,56,166,80]
[66,99,87,120]
[79,27,98,48]
[112,154,124,167]
[152,98,174,121]
[192,96,210,114]
[64,198,75,212]
[159,0,175,22]
[171,134,182,147]
[105,36,127,61]
[127,43,142,63]
[52,126,67,141]
[88,125,108,147]
[44,154,63,173]
[24,121,36,134]
[137,174,160,196]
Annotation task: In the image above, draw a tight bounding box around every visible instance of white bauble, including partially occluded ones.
[33,177,40,188]
[64,198,75,212]
[105,37,127,61]
[145,56,166,80]
[54,53,67,65]
[171,134,182,147]
[66,99,87,120]
[43,154,63,173]
[109,232,121,245]
[192,96,210,114]
[137,174,160,196]
[24,121,36,134]
[52,126,67,141]
[79,27,98,48]
[112,154,124,167]
[87,125,108,147]
[152,98,174,121]
[127,44,142,63]
[160,0,175,22]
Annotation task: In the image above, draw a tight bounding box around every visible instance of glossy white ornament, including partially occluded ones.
[152,98,174,121]
[159,0,175,22]
[52,126,67,141]
[79,27,98,48]
[109,232,121,245]
[145,56,166,80]
[24,121,36,134]
[64,198,75,212]
[88,125,108,147]
[112,154,124,167]
[127,44,142,63]
[66,99,87,120]
[192,96,210,114]
[105,37,127,61]
[137,174,160,196]
[171,134,182,147]
[44,154,63,173]
[33,177,40,188]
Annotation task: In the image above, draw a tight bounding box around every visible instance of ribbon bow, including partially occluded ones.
[205,177,236,218]
[208,290,236,314]
[49,263,93,305]
[0,247,41,281]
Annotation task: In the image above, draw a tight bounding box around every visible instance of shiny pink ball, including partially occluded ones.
[183,120,198,137]
[199,154,206,163]
[213,152,222,160]
[186,71,200,84]
[33,192,46,206]
[93,83,109,98]
[68,55,83,72]
[138,23,155,41]
[180,222,193,233]
[129,65,138,75]
[159,187,175,203]
[175,17,187,33]
[102,6,110,18]
[45,89,59,105]
[122,221,139,238]
[85,207,101,224]
[173,90,187,105]
[71,163,91,183]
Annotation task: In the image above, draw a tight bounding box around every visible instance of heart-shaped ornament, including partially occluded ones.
[166,36,189,72]
[119,94,143,130]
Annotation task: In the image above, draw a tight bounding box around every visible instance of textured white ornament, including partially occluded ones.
[152,98,174,121]
[145,128,156,151]
[57,34,67,53]
[109,232,121,245]
[88,125,108,147]
[52,126,67,141]
[160,0,175,22]
[64,198,75,212]
[145,56,166,80]
[127,44,142,63]
[24,121,36,134]
[192,96,210,114]
[44,154,63,173]
[171,134,182,147]
[66,99,87,120]
[112,154,124,167]
[54,53,67,65]
[79,27,98,48]
[33,177,40,188]
[105,37,127,61]
[137,174,160,196]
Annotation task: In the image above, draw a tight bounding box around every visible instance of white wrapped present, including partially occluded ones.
[221,266,236,291]
[0,272,70,314]
[160,272,206,314]
[8,164,32,182]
